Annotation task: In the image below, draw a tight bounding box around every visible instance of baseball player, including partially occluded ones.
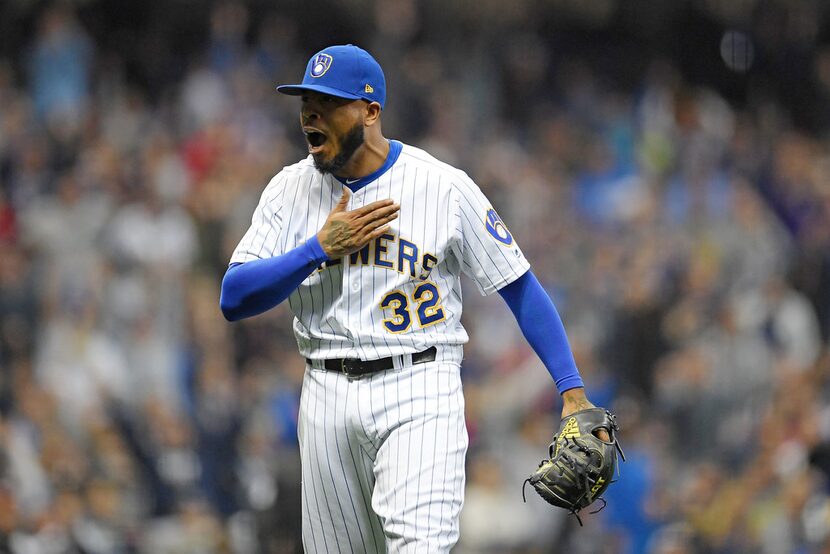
[221,44,608,553]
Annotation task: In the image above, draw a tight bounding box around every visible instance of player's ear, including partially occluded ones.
[364,101,382,127]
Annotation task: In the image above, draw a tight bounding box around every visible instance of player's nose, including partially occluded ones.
[301,98,321,119]
[301,108,320,126]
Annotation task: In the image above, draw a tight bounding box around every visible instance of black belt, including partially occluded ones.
[307,347,437,376]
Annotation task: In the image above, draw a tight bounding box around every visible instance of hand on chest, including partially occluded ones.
[318,230,439,280]
[294,180,450,283]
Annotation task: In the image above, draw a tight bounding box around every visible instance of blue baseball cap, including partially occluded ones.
[277,44,386,109]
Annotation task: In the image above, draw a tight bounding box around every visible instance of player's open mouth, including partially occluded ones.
[304,128,328,154]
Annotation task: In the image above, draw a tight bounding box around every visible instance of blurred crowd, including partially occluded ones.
[1,1,830,553]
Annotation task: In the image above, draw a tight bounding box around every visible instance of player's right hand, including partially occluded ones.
[317,188,400,259]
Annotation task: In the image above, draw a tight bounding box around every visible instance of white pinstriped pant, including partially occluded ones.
[298,360,468,553]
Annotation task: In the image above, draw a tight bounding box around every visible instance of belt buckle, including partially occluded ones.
[341,358,359,377]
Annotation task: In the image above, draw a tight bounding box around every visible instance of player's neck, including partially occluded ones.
[335,135,390,180]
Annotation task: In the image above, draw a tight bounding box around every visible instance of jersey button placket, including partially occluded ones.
[345,270,361,350]
[345,186,366,351]
[340,247,359,353]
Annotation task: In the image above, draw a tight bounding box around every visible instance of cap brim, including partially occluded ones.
[276,83,363,101]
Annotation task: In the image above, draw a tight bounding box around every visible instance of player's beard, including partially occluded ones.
[313,123,365,175]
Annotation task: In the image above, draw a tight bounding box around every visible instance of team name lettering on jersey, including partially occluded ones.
[318,232,437,280]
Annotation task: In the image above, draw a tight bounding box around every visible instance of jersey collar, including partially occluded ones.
[335,140,403,192]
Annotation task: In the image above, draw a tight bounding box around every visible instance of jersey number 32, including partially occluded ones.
[379,282,445,333]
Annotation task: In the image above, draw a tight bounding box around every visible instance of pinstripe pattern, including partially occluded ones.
[230,142,528,551]
[299,361,467,553]
[229,146,529,360]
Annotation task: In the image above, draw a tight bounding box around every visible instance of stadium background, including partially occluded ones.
[1,0,829,552]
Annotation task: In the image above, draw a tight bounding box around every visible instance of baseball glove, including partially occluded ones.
[523,408,625,525]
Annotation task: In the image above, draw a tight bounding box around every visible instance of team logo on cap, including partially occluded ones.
[310,53,333,78]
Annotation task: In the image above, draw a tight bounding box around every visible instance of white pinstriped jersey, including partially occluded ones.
[230,142,530,361]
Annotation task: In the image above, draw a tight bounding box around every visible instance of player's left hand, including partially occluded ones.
[524,400,625,525]
[561,388,608,441]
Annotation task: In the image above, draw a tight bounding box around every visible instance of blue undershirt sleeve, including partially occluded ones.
[220,236,329,321]
[497,269,585,393]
